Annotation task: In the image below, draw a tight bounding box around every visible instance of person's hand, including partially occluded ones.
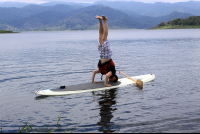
[104,84,111,87]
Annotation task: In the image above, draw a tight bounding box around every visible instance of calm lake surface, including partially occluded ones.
[0,29,200,133]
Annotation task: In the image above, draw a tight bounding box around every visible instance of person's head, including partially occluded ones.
[109,75,118,82]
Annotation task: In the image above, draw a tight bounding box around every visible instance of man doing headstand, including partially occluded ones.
[91,15,118,87]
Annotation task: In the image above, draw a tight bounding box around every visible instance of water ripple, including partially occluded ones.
[1,30,200,133]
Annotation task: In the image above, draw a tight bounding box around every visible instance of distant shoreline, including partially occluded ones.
[149,25,200,29]
[0,30,19,33]
[1,28,199,33]
[2,29,141,33]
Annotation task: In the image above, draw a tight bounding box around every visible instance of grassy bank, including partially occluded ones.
[1,113,79,133]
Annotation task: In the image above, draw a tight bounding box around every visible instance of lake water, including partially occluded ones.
[0,29,200,133]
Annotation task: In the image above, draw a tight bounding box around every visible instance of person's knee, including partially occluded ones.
[99,38,104,43]
[102,35,107,42]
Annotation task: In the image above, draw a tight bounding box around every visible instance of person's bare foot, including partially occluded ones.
[102,15,108,21]
[96,15,102,20]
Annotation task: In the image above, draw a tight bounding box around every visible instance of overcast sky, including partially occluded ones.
[0,0,199,4]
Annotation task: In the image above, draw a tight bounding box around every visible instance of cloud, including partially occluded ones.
[0,0,200,4]
[42,0,200,4]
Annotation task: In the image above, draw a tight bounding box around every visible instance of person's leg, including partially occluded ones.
[102,15,108,42]
[96,15,103,43]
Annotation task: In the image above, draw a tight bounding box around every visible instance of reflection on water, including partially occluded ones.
[35,95,49,100]
[92,89,118,133]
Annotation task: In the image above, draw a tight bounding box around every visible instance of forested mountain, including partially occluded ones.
[0,1,198,31]
[92,1,200,17]
[1,1,200,16]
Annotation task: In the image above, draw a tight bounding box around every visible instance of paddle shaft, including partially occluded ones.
[119,71,137,82]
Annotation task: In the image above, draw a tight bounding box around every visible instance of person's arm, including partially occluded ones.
[104,71,112,87]
[92,69,100,83]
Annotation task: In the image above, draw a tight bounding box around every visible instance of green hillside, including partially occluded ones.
[151,16,200,29]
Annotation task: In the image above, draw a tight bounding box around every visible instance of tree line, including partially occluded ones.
[158,16,200,27]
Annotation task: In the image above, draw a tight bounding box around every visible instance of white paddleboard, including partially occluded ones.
[35,74,155,96]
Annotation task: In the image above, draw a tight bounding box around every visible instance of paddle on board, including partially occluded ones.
[119,70,143,88]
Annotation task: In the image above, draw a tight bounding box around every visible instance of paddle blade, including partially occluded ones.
[136,80,143,88]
